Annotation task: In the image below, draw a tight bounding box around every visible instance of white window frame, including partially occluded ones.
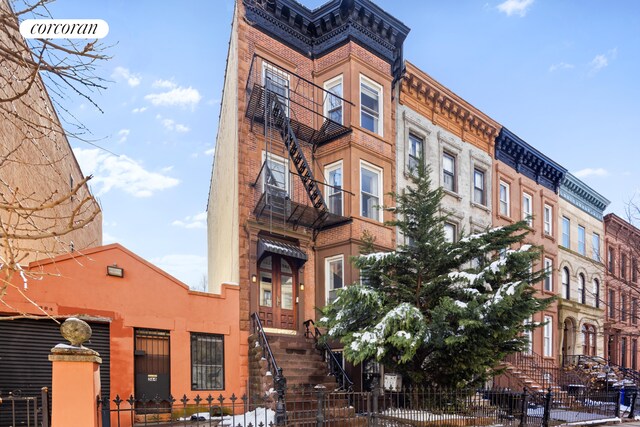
[544,258,553,292]
[593,279,600,308]
[325,254,344,304]
[562,267,570,300]
[522,193,533,226]
[359,75,383,136]
[473,168,485,206]
[499,181,510,217]
[543,204,552,235]
[578,273,586,304]
[360,160,383,222]
[323,75,343,125]
[262,151,289,195]
[578,225,586,256]
[543,316,553,357]
[592,233,601,262]
[407,133,423,173]
[324,160,343,216]
[262,62,290,116]
[562,216,570,248]
[442,152,456,193]
[524,316,533,354]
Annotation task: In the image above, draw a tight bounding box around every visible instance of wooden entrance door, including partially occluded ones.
[258,255,296,329]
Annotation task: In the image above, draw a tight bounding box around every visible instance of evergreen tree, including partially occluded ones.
[318,162,554,389]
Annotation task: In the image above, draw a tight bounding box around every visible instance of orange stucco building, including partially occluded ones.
[1,244,243,425]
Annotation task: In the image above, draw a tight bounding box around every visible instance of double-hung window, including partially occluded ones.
[544,258,553,291]
[608,247,615,274]
[325,255,344,304]
[593,279,600,308]
[442,153,456,192]
[263,63,289,116]
[622,253,628,280]
[522,193,533,226]
[191,333,224,390]
[562,267,570,300]
[325,162,343,216]
[543,316,553,357]
[609,290,616,319]
[499,181,510,216]
[444,223,456,243]
[473,169,485,205]
[361,162,382,221]
[544,205,552,235]
[408,134,423,172]
[578,225,586,256]
[263,153,288,196]
[578,273,586,304]
[562,217,570,248]
[592,233,600,261]
[360,76,382,135]
[324,76,343,124]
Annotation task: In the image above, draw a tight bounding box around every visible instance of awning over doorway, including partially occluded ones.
[258,238,308,267]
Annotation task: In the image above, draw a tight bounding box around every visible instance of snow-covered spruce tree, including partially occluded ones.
[318,161,554,389]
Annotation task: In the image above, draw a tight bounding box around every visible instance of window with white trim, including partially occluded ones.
[562,217,570,248]
[324,75,343,124]
[592,233,601,262]
[360,76,382,135]
[543,204,552,235]
[360,162,383,221]
[499,181,510,216]
[473,169,485,205]
[325,255,344,304]
[262,152,289,196]
[544,258,553,291]
[442,152,456,192]
[543,316,553,357]
[444,223,456,243]
[325,161,343,216]
[408,134,423,172]
[522,193,532,226]
[263,63,290,116]
[578,225,586,256]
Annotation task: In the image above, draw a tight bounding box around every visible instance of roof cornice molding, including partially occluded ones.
[604,213,640,239]
[401,62,500,148]
[559,172,610,220]
[495,127,567,193]
[243,0,410,80]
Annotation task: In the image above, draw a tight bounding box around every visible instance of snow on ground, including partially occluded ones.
[178,408,275,427]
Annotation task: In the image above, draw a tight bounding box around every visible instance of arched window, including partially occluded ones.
[582,324,597,356]
[562,267,570,300]
[578,273,586,304]
[593,279,600,308]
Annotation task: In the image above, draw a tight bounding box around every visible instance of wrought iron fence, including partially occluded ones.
[0,387,49,427]
[97,383,634,427]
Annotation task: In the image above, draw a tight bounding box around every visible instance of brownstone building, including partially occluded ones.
[604,213,640,369]
[207,0,409,391]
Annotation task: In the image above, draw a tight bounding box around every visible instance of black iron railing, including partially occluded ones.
[565,354,640,387]
[304,319,354,391]
[0,388,49,427]
[245,54,353,150]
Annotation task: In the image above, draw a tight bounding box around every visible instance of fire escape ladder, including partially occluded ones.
[267,92,329,221]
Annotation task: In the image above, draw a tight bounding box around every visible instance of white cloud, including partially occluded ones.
[157,115,190,133]
[497,0,534,17]
[73,147,180,198]
[589,48,617,75]
[131,107,147,114]
[573,168,609,178]
[205,147,215,156]
[145,86,202,108]
[172,211,207,229]
[549,62,575,72]
[111,66,141,87]
[152,79,177,89]
[117,129,130,143]
[151,254,208,290]
[102,231,118,244]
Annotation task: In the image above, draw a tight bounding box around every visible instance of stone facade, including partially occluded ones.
[397,63,499,242]
[557,173,609,366]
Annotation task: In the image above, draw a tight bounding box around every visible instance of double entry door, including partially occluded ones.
[258,254,296,330]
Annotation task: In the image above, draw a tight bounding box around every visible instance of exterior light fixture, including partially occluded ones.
[251,274,257,283]
[299,283,305,291]
[107,264,124,278]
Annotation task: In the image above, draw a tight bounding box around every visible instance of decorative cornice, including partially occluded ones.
[400,62,500,151]
[559,173,610,221]
[605,213,640,240]
[495,128,567,193]
[243,0,410,81]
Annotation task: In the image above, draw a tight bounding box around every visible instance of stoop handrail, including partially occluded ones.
[251,312,280,379]
[304,318,353,391]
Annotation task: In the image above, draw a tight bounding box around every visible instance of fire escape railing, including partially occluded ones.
[245,54,353,150]
[304,319,353,391]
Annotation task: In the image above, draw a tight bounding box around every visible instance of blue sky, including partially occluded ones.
[43,0,639,289]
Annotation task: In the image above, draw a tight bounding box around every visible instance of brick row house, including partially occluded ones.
[207,0,640,396]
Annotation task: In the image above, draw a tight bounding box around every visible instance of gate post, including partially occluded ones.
[519,388,528,427]
[542,387,552,427]
[49,318,102,427]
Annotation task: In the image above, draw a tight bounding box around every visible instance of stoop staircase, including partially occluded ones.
[249,315,365,426]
